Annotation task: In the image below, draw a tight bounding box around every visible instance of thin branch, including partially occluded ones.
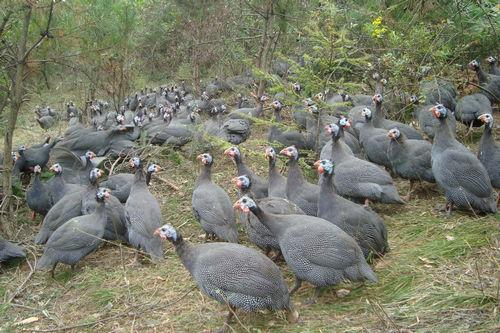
[0,9,13,38]
[21,0,55,63]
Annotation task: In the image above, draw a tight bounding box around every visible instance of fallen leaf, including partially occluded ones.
[445,235,455,241]
[15,317,39,326]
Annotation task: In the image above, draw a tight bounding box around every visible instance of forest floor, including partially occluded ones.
[0,90,499,333]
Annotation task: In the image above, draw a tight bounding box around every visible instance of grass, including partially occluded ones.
[0,90,499,332]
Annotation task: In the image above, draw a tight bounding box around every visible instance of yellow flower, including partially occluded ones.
[372,16,383,26]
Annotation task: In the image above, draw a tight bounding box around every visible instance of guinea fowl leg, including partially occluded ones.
[402,180,415,202]
[50,263,57,278]
[303,287,321,305]
[132,251,142,267]
[30,211,36,220]
[445,202,453,216]
[289,276,302,295]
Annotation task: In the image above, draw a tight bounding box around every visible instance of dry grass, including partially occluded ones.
[0,92,499,333]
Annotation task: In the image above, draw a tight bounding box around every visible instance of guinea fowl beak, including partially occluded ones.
[324,125,332,134]
[155,165,162,172]
[279,148,289,157]
[129,160,135,168]
[343,120,351,129]
[196,154,203,161]
[313,160,324,174]
[231,177,242,188]
[387,132,393,139]
[233,201,241,210]
[223,148,234,157]
[153,228,166,240]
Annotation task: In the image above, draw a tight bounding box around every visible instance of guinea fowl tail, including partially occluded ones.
[145,237,165,262]
[34,229,50,245]
[35,253,52,270]
[217,225,239,243]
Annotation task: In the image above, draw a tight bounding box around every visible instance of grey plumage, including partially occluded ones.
[192,153,238,243]
[0,237,25,263]
[356,107,393,169]
[100,173,134,203]
[265,147,287,198]
[477,114,500,189]
[430,105,497,213]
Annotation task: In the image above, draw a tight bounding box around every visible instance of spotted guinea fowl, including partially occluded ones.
[0,236,25,263]
[325,122,404,206]
[36,188,109,277]
[192,153,238,243]
[125,158,164,262]
[228,95,268,120]
[81,169,128,242]
[419,77,457,111]
[268,100,309,150]
[45,164,85,206]
[315,160,389,258]
[265,147,287,198]
[486,56,500,76]
[52,148,98,185]
[430,104,497,214]
[387,128,435,201]
[477,114,500,189]
[356,107,393,169]
[154,224,298,332]
[233,175,303,257]
[26,165,51,220]
[455,93,492,132]
[235,196,378,304]
[224,146,268,199]
[280,146,320,216]
[468,59,500,103]
[411,95,456,140]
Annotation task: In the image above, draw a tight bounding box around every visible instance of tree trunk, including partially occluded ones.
[1,6,32,232]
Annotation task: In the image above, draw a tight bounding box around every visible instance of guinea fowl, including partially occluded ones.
[233,175,304,257]
[36,188,109,277]
[420,78,457,111]
[81,169,128,242]
[477,114,500,189]
[125,158,164,262]
[45,163,85,206]
[100,173,135,203]
[319,117,359,160]
[235,196,378,304]
[224,146,268,199]
[66,101,79,119]
[454,93,492,132]
[430,104,497,214]
[280,146,320,216]
[411,95,456,140]
[371,94,423,140]
[192,153,238,243]
[26,165,51,220]
[315,160,389,258]
[325,122,404,206]
[0,236,25,263]
[468,59,500,103]
[154,224,298,332]
[268,100,309,150]
[16,138,59,173]
[486,56,500,75]
[387,128,435,200]
[356,107,393,169]
[265,147,287,198]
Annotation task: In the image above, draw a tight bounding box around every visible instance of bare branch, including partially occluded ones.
[21,0,55,63]
[0,9,13,38]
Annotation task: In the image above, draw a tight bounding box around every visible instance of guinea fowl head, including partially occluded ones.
[313,92,324,101]
[314,159,334,175]
[89,168,104,184]
[85,151,96,161]
[361,107,372,120]
[430,104,448,120]
[233,195,257,213]
[196,153,213,166]
[304,97,314,106]
[338,116,351,129]
[18,145,26,153]
[129,157,142,169]
[478,113,494,128]
[372,94,383,104]
[11,152,18,163]
[486,56,496,64]
[340,92,351,102]
[147,164,161,174]
[410,95,419,104]
[468,59,480,71]
[49,163,62,174]
[308,104,319,115]
[223,146,241,160]
[325,123,340,138]
[154,224,179,242]
[259,95,269,103]
[33,165,42,174]
[280,146,299,161]
[116,114,125,124]
[264,147,277,160]
[292,82,301,92]
[271,100,282,111]
[133,116,143,127]
[232,175,250,190]
[387,128,401,140]
[96,187,110,202]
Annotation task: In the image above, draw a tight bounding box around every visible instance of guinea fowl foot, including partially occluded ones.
[132,252,142,267]
[289,277,302,295]
[30,211,36,221]
[287,309,300,323]
[302,287,321,305]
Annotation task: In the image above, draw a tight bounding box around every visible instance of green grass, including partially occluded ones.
[0,91,499,333]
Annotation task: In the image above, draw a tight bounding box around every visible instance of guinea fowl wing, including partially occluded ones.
[435,150,493,198]
[192,246,283,299]
[192,185,234,225]
[46,218,101,251]
[341,159,393,185]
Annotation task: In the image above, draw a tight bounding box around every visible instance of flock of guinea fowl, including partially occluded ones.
[1,57,499,331]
